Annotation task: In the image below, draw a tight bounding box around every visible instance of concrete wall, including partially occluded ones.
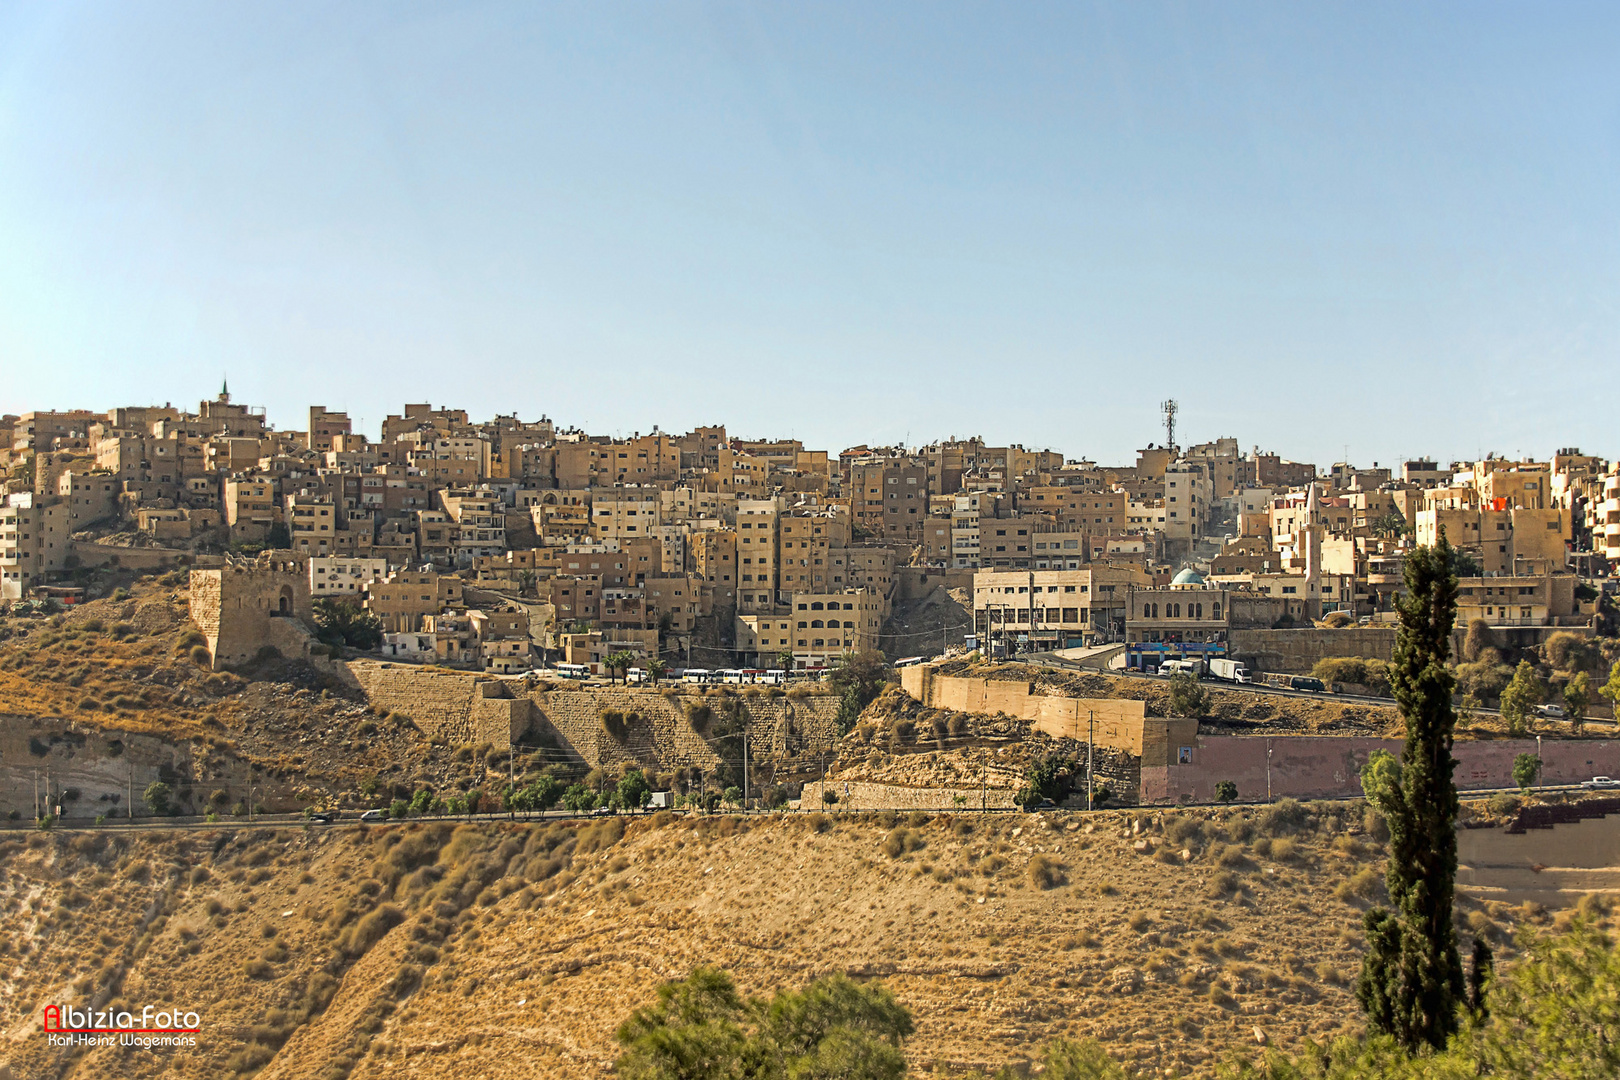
[1229,628,1396,674]
[1460,814,1620,870]
[1142,735,1620,805]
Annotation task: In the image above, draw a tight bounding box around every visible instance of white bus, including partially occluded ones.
[555,663,590,680]
[682,668,717,684]
[625,667,649,685]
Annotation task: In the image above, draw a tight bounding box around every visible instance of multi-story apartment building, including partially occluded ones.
[971,565,1150,649]
[0,493,70,599]
[365,571,464,633]
[309,556,388,599]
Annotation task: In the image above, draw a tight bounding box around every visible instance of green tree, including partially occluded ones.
[312,598,384,651]
[1600,659,1620,710]
[1512,752,1541,793]
[389,798,409,820]
[1355,533,1465,1053]
[408,787,434,815]
[562,783,597,813]
[1017,754,1069,810]
[1565,671,1591,733]
[834,682,863,736]
[618,768,652,811]
[774,650,795,672]
[142,781,172,816]
[1448,547,1483,579]
[517,569,537,598]
[646,658,669,686]
[1037,1037,1130,1080]
[1499,659,1544,737]
[615,968,912,1080]
[265,521,291,549]
[605,650,639,685]
[1214,780,1238,803]
[827,649,888,715]
[1371,510,1409,540]
[1166,673,1208,718]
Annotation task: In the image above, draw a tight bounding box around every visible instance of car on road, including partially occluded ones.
[308,810,338,824]
[1580,776,1620,790]
[1289,676,1327,693]
[1534,703,1568,719]
[359,809,387,823]
[591,805,617,816]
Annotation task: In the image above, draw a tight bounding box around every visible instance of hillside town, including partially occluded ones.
[2,390,1614,683]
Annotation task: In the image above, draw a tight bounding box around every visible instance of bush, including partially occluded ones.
[1027,854,1066,890]
[1257,797,1307,836]
[1311,656,1390,694]
[1167,673,1209,718]
[243,959,274,979]
[1214,780,1238,803]
[1207,870,1240,897]
[1488,792,1522,817]
[881,828,924,858]
[189,644,212,666]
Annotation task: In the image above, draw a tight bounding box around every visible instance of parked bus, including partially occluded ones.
[555,663,590,680]
[720,669,747,684]
[758,669,786,685]
[683,668,717,684]
[625,668,648,685]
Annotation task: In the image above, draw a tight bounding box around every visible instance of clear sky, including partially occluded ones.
[1,2,1616,468]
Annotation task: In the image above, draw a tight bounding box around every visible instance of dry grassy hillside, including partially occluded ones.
[3,802,1560,1079]
[0,580,483,811]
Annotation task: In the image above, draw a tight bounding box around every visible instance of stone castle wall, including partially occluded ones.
[189,558,313,670]
[341,662,843,773]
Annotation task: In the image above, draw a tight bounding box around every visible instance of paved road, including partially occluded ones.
[9,781,1617,835]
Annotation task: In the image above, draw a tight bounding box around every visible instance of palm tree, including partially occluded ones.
[604,650,638,684]
[646,658,669,686]
[517,569,537,598]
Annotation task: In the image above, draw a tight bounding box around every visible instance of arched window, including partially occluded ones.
[810,602,824,610]
[843,620,855,628]
[1212,604,1221,619]
[810,619,823,628]
[1194,603,1203,619]
[1171,604,1180,618]
[813,638,824,647]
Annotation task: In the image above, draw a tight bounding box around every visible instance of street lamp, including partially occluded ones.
[1266,743,1274,803]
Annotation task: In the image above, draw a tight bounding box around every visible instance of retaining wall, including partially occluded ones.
[1141,736,1620,805]
[800,779,1020,811]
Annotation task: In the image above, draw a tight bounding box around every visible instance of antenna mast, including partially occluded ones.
[1161,399,1178,452]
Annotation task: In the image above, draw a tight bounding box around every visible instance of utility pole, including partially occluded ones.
[509,742,516,818]
[1087,710,1095,809]
[981,759,986,813]
[34,770,40,821]
[742,730,749,810]
[247,767,253,823]
[1028,571,1036,655]
[128,764,133,822]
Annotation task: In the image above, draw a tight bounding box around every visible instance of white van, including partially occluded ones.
[1158,659,1201,678]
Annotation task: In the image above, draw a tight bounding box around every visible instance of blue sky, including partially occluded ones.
[1,2,1616,468]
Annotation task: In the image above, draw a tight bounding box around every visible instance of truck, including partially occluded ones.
[1207,658,1251,684]
[1158,658,1202,677]
[647,790,676,809]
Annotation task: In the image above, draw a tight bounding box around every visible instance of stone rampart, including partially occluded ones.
[189,557,313,670]
[800,779,1020,811]
[1228,628,1395,675]
[899,665,1175,765]
[341,664,842,773]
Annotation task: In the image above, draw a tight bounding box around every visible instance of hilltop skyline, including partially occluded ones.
[3,4,1618,466]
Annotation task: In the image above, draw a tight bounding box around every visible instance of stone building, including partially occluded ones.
[188,552,313,669]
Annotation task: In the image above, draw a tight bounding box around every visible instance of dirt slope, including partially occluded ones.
[3,804,1545,1079]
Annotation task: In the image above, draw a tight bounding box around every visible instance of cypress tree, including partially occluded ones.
[1355,531,1465,1050]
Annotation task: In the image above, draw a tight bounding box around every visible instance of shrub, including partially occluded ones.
[1257,797,1307,836]
[1027,854,1066,890]
[189,644,212,666]
[1167,673,1209,717]
[1165,815,1205,846]
[1214,780,1238,803]
[1207,870,1240,897]
[243,958,274,979]
[881,828,924,858]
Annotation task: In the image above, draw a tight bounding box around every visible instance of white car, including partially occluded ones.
[1534,704,1567,719]
[1580,776,1620,790]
